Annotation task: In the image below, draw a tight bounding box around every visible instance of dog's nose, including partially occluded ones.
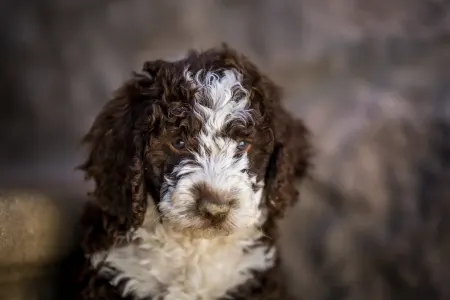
[198,198,231,217]
[192,182,234,218]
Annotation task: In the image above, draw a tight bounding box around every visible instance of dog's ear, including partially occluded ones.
[258,79,311,218]
[79,60,165,233]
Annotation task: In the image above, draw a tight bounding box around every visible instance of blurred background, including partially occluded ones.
[0,0,449,299]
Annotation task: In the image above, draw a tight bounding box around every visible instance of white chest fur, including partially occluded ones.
[91,216,275,300]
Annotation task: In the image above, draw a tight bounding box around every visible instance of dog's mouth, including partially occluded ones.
[157,182,261,238]
[158,196,239,238]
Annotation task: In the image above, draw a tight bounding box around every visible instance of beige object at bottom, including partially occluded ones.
[0,190,83,300]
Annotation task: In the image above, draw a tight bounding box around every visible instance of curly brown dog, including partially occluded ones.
[73,45,311,300]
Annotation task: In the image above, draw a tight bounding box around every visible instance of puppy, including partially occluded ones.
[74,45,311,300]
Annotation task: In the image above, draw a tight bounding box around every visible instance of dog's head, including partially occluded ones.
[80,45,311,238]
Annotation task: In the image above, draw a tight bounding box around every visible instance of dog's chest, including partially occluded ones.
[92,226,275,300]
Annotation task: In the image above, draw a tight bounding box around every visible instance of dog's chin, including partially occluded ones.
[168,224,233,239]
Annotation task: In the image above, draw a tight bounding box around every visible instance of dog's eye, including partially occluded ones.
[236,140,251,152]
[171,139,186,150]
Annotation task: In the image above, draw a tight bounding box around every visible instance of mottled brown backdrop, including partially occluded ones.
[0,1,449,299]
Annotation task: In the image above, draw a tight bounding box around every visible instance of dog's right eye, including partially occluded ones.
[236,140,251,153]
[171,139,186,150]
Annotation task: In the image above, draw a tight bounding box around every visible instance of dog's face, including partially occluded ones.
[145,69,274,236]
[80,46,310,239]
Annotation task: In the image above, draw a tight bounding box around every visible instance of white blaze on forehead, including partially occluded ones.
[181,68,254,191]
[184,68,252,134]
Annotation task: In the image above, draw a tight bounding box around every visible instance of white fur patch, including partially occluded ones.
[92,199,275,300]
[184,68,252,131]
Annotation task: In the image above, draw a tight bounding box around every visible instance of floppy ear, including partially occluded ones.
[79,60,164,235]
[257,78,311,218]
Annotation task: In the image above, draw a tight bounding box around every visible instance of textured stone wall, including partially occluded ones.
[0,0,449,299]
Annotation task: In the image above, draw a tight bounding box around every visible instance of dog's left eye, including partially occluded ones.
[170,139,186,151]
[236,140,251,152]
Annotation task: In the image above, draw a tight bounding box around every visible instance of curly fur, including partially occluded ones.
[72,45,311,300]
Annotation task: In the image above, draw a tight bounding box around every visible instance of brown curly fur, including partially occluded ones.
[72,44,311,300]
